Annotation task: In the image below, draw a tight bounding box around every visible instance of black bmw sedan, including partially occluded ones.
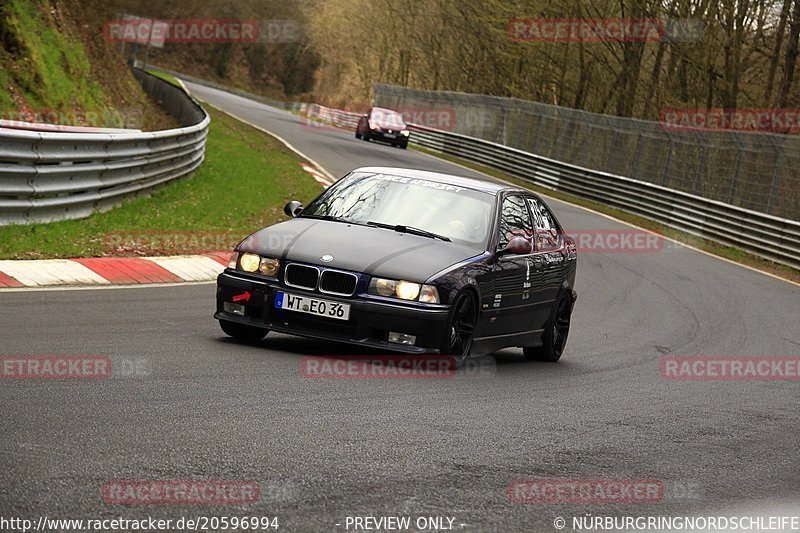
[215,167,577,364]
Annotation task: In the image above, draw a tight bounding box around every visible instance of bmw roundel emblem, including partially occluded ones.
[321,254,334,263]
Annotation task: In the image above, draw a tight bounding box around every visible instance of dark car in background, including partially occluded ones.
[355,107,410,148]
[215,167,577,364]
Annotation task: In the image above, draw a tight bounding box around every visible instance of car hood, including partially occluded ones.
[238,218,481,282]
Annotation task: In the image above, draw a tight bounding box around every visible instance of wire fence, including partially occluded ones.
[374,83,800,221]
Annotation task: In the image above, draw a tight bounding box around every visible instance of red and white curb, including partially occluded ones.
[301,163,334,188]
[0,252,230,288]
[0,163,330,290]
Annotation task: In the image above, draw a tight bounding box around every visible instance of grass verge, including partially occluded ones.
[411,145,800,284]
[0,105,323,259]
[146,69,180,87]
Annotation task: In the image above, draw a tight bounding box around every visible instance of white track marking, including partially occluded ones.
[0,259,110,287]
[0,280,216,293]
[143,255,225,281]
[301,163,334,188]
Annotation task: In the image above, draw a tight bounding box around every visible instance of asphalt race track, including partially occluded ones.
[1,81,799,531]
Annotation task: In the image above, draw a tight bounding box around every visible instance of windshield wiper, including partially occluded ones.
[300,214,353,224]
[367,221,451,242]
[301,214,375,228]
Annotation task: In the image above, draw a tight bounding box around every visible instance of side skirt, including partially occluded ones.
[471,329,544,356]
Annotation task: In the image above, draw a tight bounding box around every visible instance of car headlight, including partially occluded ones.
[368,277,439,303]
[419,284,439,303]
[237,253,280,277]
[239,253,261,272]
[400,130,410,136]
[369,122,380,130]
[396,281,420,300]
[258,257,280,276]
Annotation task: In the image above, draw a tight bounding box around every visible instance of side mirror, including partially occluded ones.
[284,201,304,218]
[498,236,532,256]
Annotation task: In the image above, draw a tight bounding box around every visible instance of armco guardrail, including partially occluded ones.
[0,68,209,226]
[408,124,800,270]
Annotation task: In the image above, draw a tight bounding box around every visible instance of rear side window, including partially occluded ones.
[498,195,533,248]
[527,198,561,251]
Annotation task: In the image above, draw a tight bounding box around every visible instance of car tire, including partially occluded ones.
[219,320,268,343]
[523,291,572,362]
[355,131,362,139]
[440,290,477,367]
[399,141,408,150]
[362,133,370,141]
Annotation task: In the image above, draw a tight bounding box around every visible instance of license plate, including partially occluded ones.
[274,291,351,320]
[384,133,396,139]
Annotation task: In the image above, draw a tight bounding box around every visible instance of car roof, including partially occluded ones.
[352,166,517,195]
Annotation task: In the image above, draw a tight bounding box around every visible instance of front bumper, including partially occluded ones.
[368,130,408,144]
[215,270,449,354]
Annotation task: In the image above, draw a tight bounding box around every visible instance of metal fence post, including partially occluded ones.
[768,137,785,215]
[631,132,643,178]
[661,134,674,185]
[693,136,709,195]
[500,106,508,146]
[728,133,745,205]
[531,112,546,154]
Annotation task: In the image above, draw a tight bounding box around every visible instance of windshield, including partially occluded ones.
[301,172,494,247]
[370,108,406,128]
